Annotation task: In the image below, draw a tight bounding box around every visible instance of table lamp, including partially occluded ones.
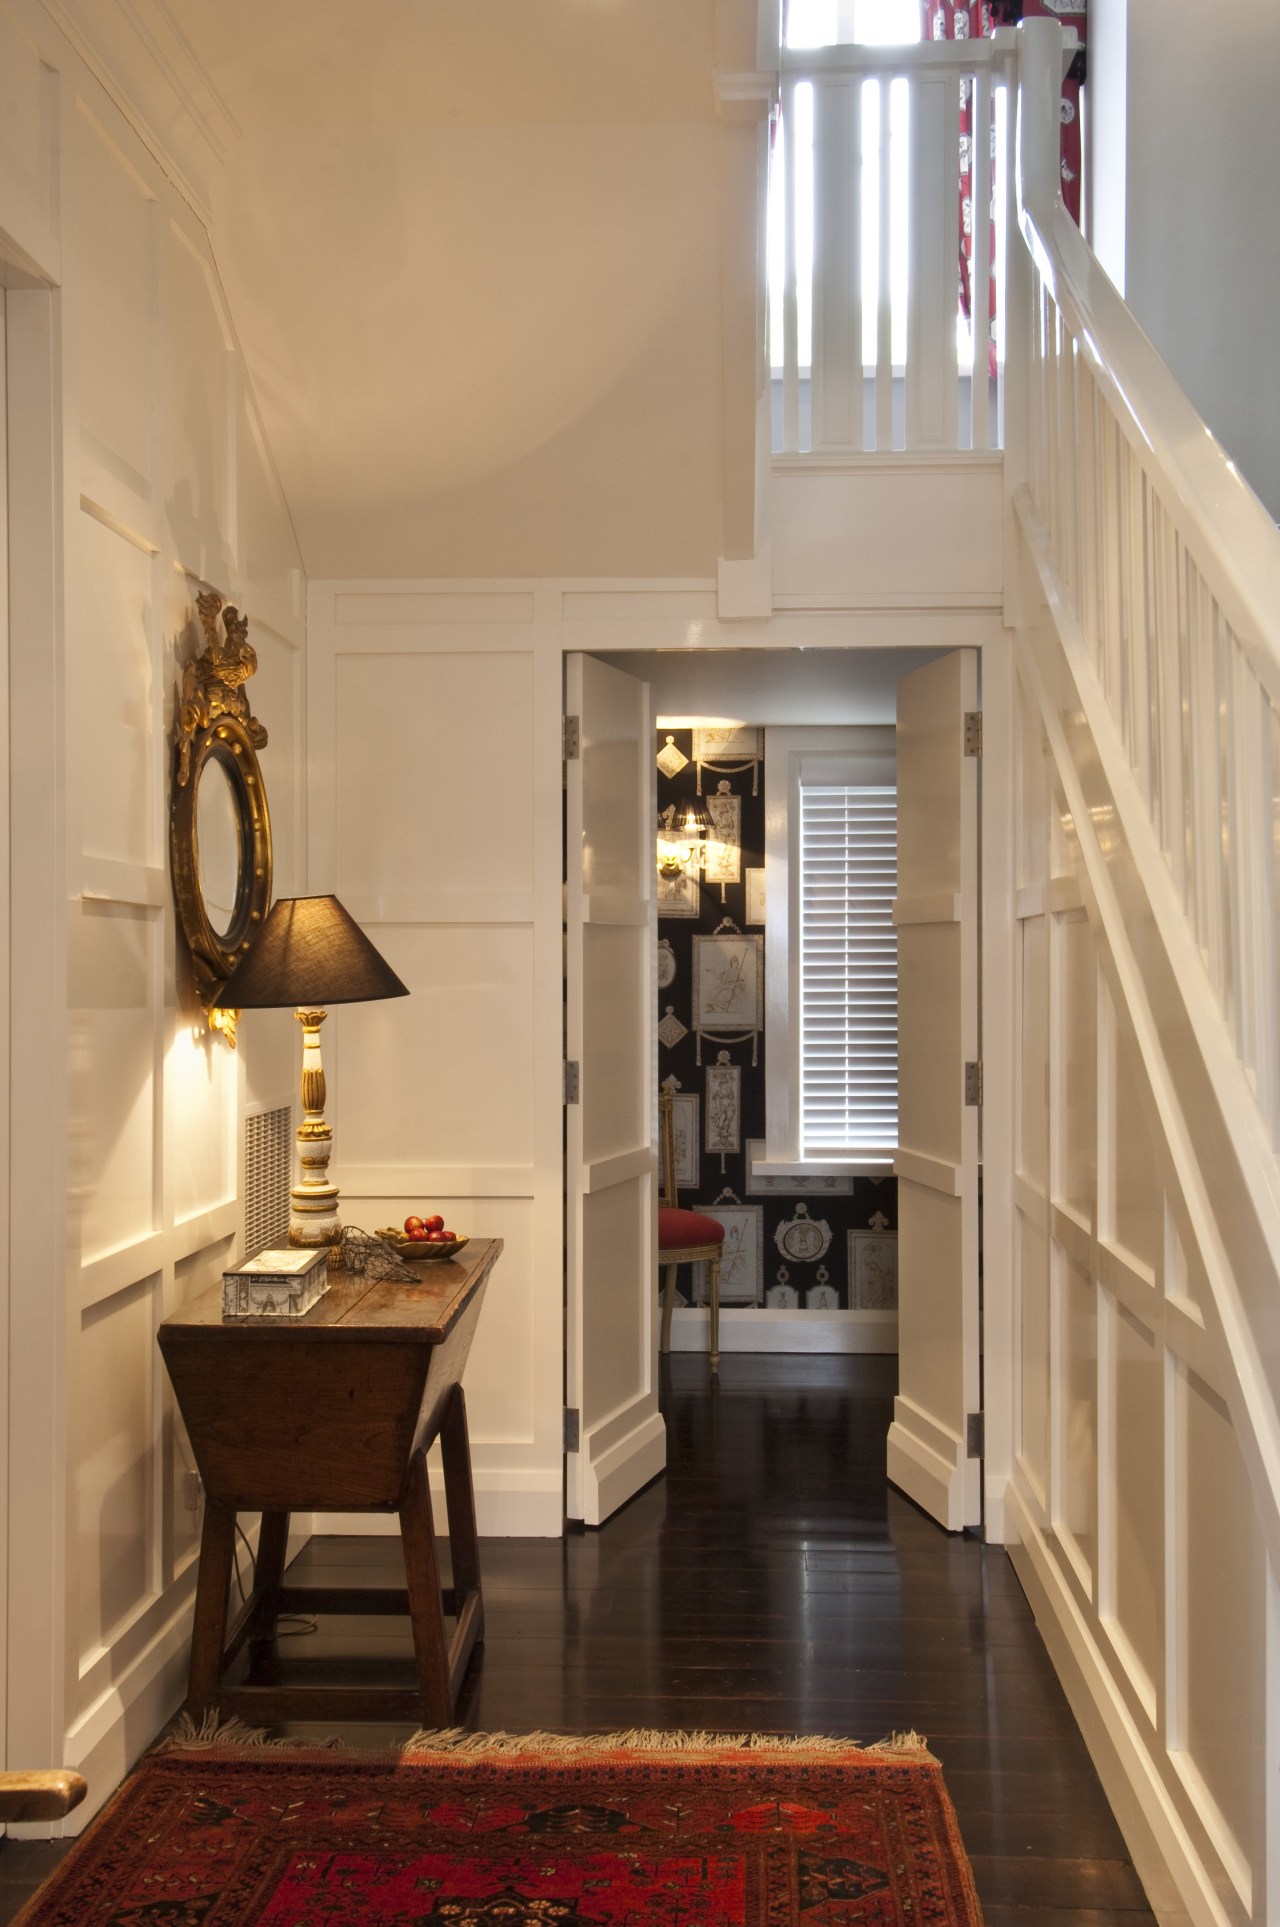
[213,894,409,1246]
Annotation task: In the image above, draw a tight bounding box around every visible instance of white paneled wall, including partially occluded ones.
[306,586,566,1538]
[2,0,304,1825]
[1007,672,1276,1925]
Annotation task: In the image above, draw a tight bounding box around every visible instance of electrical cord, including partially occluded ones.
[229,1520,317,1637]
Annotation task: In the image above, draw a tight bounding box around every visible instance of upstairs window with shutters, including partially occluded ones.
[799,783,898,1157]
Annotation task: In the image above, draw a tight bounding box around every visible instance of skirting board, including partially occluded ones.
[668,1307,898,1354]
[1006,1480,1210,1927]
[315,1468,563,1541]
[50,1517,313,1836]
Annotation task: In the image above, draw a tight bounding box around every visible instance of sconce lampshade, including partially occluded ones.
[212,895,409,1010]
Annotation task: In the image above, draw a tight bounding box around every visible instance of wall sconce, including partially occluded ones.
[657,801,712,878]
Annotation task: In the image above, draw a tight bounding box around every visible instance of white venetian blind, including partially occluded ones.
[799,783,898,1155]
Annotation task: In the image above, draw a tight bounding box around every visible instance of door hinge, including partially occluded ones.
[964,1060,983,1106]
[564,1407,581,1452]
[967,1412,985,1459]
[563,1060,580,1105]
[963,710,982,757]
[563,714,580,761]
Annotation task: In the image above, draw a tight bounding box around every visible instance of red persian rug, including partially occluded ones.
[15,1729,984,1925]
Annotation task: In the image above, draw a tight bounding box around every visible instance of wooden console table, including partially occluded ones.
[158,1238,501,1727]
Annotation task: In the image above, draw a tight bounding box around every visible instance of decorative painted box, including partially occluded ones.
[222,1247,329,1319]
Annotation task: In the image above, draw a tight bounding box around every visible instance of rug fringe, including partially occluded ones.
[399,1727,939,1764]
[158,1717,938,1766]
[159,1711,346,1753]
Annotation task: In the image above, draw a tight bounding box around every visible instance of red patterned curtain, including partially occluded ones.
[922,0,1087,361]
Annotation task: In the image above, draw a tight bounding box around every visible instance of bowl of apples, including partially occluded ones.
[378,1215,468,1262]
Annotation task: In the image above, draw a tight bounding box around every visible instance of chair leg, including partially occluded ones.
[708,1254,721,1372]
[660,1263,678,1354]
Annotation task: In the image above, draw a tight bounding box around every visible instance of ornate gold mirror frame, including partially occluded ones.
[170,590,272,1046]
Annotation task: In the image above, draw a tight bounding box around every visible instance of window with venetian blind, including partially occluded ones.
[762,726,897,1176]
[799,783,898,1157]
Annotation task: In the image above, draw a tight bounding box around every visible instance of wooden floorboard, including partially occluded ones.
[0,1350,1157,1923]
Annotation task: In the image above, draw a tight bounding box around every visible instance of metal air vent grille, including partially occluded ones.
[244,1105,292,1256]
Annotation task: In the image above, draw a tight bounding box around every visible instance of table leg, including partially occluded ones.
[708,1252,721,1372]
[249,1510,291,1656]
[188,1501,237,1719]
[660,1263,677,1353]
[440,1386,483,1637]
[398,1450,453,1727]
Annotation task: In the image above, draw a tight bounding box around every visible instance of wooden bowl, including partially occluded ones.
[377,1230,469,1263]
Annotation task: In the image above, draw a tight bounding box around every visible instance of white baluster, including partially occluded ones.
[781,77,801,454]
[905,64,959,450]
[968,62,992,451]
[875,73,894,449]
[811,76,863,450]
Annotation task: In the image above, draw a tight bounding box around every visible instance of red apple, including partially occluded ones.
[404,1215,425,1234]
[424,1214,445,1234]
[406,1226,428,1242]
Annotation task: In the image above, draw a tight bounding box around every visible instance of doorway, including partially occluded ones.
[567,644,984,1534]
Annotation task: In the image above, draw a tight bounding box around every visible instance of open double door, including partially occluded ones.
[563,649,981,1534]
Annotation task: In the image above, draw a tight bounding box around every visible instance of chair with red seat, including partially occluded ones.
[658,1087,725,1370]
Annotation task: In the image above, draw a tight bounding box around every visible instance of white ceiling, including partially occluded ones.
[173,0,732,580]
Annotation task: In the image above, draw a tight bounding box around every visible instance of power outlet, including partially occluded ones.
[184,1470,204,1512]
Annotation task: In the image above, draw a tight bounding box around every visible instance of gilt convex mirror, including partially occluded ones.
[170,590,272,1045]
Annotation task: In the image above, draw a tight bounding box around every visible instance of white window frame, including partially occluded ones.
[761,724,896,1177]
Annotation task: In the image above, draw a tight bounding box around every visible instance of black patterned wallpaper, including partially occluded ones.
[655,728,898,1318]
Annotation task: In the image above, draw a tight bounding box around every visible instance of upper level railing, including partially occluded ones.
[1010,19,1280,1147]
[772,37,1015,456]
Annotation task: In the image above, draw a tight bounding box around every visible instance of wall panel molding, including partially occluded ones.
[40,0,234,224]
[1009,636,1275,1922]
[3,0,307,1831]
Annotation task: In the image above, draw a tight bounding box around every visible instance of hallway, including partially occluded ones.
[0,1353,1157,1923]
[456,1351,1157,1920]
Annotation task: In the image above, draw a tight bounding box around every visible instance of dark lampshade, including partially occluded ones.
[212,895,409,1009]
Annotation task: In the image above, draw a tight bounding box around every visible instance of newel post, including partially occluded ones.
[1014,16,1067,236]
[999,17,1067,633]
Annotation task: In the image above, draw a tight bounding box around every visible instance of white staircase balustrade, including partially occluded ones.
[1002,22,1280,1925]
[1011,19,1280,1151]
[773,38,1017,456]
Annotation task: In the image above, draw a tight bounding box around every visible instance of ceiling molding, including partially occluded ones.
[41,0,237,224]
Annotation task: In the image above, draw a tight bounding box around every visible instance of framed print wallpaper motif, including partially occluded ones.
[692,922,763,1062]
[657,868,700,919]
[656,733,690,779]
[848,1231,899,1309]
[705,1189,763,1304]
[693,726,763,796]
[705,782,742,895]
[705,1050,740,1161]
[662,1084,699,1190]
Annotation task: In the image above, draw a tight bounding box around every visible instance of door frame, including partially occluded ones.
[571,633,1017,1542]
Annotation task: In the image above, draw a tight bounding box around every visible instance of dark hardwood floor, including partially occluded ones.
[0,1351,1156,1922]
